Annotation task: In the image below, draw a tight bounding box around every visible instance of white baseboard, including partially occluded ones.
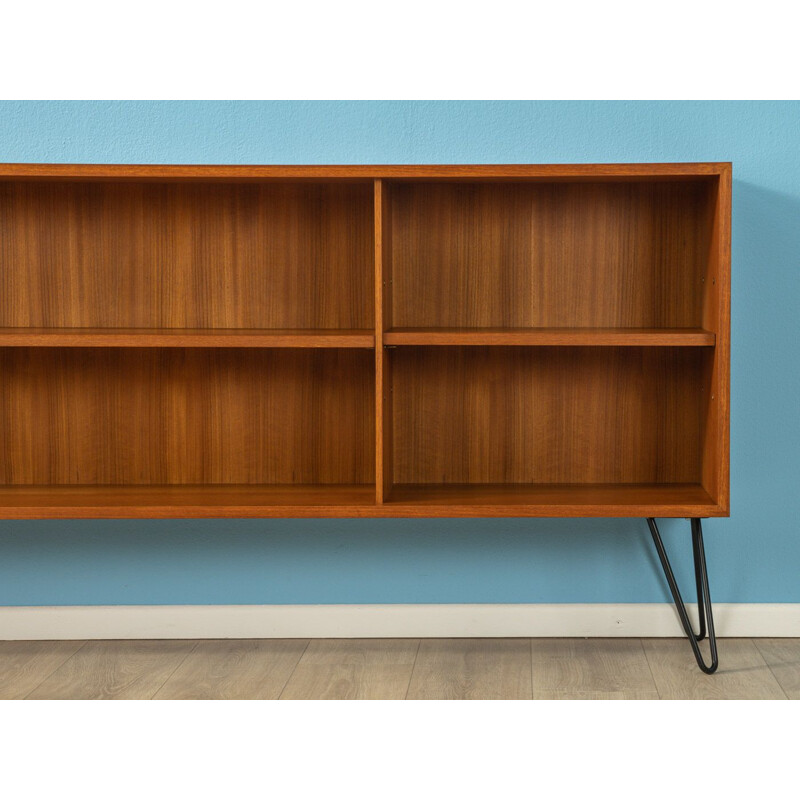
[0,603,797,640]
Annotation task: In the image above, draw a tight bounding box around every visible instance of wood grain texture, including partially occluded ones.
[384,484,720,517]
[0,163,730,519]
[391,181,713,328]
[392,347,705,485]
[153,639,309,700]
[700,164,732,512]
[0,640,86,699]
[0,485,375,518]
[407,638,532,700]
[27,640,197,700]
[753,639,800,699]
[5,637,799,700]
[0,483,721,518]
[530,638,658,699]
[375,179,394,502]
[0,163,731,180]
[0,328,375,348]
[279,639,419,700]
[384,328,715,346]
[642,639,787,700]
[0,181,373,329]
[540,690,660,699]
[0,348,374,486]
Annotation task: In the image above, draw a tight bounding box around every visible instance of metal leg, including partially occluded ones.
[646,517,718,674]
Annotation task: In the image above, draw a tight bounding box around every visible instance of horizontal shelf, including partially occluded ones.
[0,485,377,519]
[0,483,724,519]
[386,483,721,518]
[384,328,716,347]
[0,328,714,348]
[0,328,375,348]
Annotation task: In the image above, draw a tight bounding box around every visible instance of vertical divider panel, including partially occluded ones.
[374,179,393,503]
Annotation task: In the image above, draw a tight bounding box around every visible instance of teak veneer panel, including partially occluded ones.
[384,328,715,347]
[391,181,713,328]
[0,162,731,518]
[0,328,375,348]
[700,170,732,513]
[0,348,375,485]
[0,483,721,519]
[387,483,715,509]
[374,180,394,502]
[0,485,377,519]
[0,181,374,329]
[0,163,730,180]
[392,347,704,485]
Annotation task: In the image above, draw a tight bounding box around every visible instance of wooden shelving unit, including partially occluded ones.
[0,163,730,519]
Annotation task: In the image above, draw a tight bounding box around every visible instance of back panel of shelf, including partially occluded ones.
[390,345,708,486]
[0,347,375,486]
[0,179,375,330]
[389,179,716,328]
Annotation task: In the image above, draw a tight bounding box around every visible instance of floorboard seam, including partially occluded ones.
[751,639,791,700]
[22,640,89,700]
[639,638,664,700]
[404,639,422,701]
[151,640,201,700]
[529,638,535,701]
[277,639,312,700]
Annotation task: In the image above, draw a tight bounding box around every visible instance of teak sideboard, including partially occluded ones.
[0,163,730,671]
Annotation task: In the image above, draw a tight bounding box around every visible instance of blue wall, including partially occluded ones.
[0,101,797,605]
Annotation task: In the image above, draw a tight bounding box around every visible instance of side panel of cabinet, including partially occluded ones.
[700,167,732,512]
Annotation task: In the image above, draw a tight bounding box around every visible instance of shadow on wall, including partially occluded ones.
[0,515,675,606]
[0,180,798,607]
[731,180,800,484]
[723,180,800,603]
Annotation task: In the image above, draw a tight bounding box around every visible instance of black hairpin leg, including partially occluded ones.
[646,517,718,674]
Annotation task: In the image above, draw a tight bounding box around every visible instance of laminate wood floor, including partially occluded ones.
[1,638,796,700]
